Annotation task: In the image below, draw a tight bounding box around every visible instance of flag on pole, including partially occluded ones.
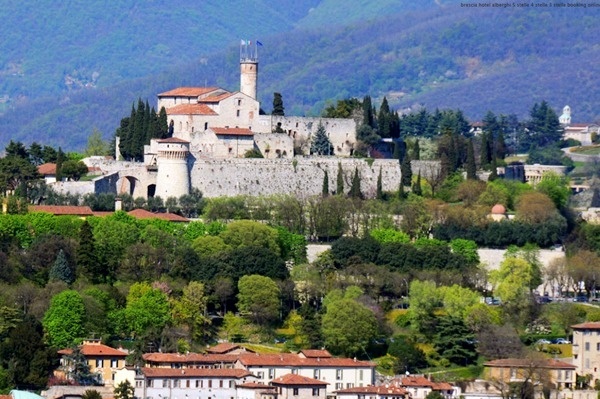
[241,39,246,45]
[257,40,263,46]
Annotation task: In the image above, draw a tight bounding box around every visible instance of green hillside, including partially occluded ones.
[1,1,599,151]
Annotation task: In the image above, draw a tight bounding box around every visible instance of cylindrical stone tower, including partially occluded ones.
[155,137,190,200]
[240,40,258,99]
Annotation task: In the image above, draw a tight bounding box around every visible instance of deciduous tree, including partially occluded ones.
[43,290,86,348]
[237,275,281,326]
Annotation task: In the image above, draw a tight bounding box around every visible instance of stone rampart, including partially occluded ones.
[190,157,401,198]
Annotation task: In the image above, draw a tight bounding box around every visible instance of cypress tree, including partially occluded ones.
[144,100,151,139]
[363,95,374,128]
[398,182,405,200]
[412,139,421,160]
[322,170,329,197]
[466,139,477,180]
[378,97,391,138]
[158,107,169,138]
[55,147,64,182]
[336,162,344,195]
[133,99,146,161]
[376,167,383,200]
[272,93,285,116]
[401,154,412,187]
[349,167,362,199]
[77,221,98,283]
[480,131,492,168]
[412,172,422,196]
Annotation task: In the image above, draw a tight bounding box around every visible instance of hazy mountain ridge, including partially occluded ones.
[1,1,598,151]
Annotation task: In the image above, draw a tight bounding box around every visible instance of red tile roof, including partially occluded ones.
[167,103,217,116]
[30,205,94,216]
[212,127,254,136]
[141,367,252,378]
[158,87,220,97]
[127,209,189,222]
[484,358,575,370]
[58,343,127,357]
[335,386,408,396]
[271,374,328,386]
[299,349,332,358]
[198,93,235,103]
[395,376,436,388]
[237,353,375,368]
[206,343,245,354]
[142,352,238,364]
[156,137,190,144]
[38,163,56,175]
[572,322,600,330]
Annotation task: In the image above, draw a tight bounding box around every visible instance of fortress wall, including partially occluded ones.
[190,157,401,198]
[256,116,357,156]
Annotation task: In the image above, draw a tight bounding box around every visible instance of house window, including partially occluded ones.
[292,368,298,375]
[269,369,275,379]
[293,388,299,396]
[229,381,234,388]
[586,359,590,369]
[219,380,223,388]
[205,122,208,130]
[148,380,154,388]
[196,380,200,388]
[335,383,343,390]
[566,370,572,380]
[314,369,320,379]
[238,99,242,106]
[174,380,180,388]
[257,372,264,379]
[96,359,103,368]
[358,395,365,399]
[336,369,343,380]
[510,368,516,379]
[163,379,169,388]
[359,370,363,380]
[585,342,590,351]
[208,380,212,388]
[312,388,320,396]
[346,383,354,389]
[111,359,118,368]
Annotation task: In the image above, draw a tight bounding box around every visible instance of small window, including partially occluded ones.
[238,99,242,106]
[585,342,590,351]
[205,122,208,130]
[111,359,118,368]
[269,369,275,379]
[229,381,234,388]
[346,383,354,389]
[208,380,212,388]
[312,388,319,396]
[314,369,320,379]
[293,388,299,396]
[237,110,240,117]
[359,370,363,380]
[292,368,298,375]
[336,369,343,380]
[219,380,223,388]
[335,383,343,390]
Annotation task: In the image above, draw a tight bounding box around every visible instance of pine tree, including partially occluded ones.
[376,167,383,200]
[336,162,344,195]
[55,147,64,182]
[272,93,285,116]
[49,249,75,285]
[322,170,329,197]
[466,139,477,180]
[412,172,422,196]
[349,167,362,199]
[310,122,333,155]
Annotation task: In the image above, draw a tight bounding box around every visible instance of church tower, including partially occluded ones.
[240,40,259,100]
[559,105,572,125]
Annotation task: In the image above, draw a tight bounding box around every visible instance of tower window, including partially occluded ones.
[238,99,242,106]
[237,110,240,117]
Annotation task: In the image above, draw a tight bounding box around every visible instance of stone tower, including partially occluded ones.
[155,137,190,200]
[240,40,258,100]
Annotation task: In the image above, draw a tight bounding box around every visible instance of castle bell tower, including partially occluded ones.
[240,40,259,100]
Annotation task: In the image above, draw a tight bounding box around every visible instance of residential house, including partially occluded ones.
[234,353,375,396]
[134,367,256,399]
[38,163,57,183]
[142,352,238,369]
[56,339,128,386]
[206,343,255,355]
[483,358,575,390]
[390,376,457,399]
[236,382,278,399]
[270,374,327,399]
[334,385,409,399]
[572,322,600,381]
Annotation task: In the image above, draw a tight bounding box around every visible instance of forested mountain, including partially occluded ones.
[1,1,598,151]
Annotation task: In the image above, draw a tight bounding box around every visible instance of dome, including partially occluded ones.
[491,204,506,215]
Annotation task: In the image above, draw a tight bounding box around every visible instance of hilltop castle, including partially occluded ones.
[73,43,403,200]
